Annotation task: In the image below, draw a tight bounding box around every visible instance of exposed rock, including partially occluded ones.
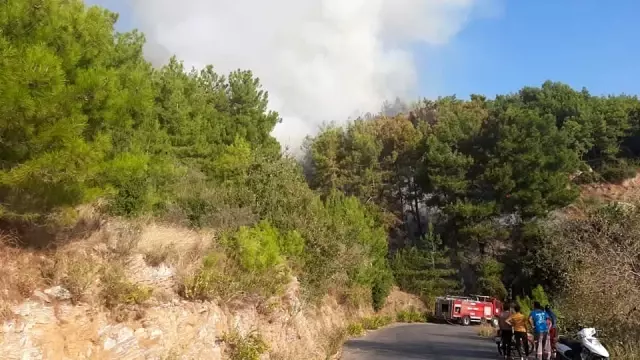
[0,221,426,359]
[0,287,422,359]
[32,290,50,303]
[43,286,72,301]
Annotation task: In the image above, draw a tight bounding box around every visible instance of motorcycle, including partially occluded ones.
[494,330,534,357]
[556,328,609,360]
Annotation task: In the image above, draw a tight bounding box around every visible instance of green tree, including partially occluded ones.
[391,224,460,300]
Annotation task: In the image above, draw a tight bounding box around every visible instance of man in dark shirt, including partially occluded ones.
[498,305,513,359]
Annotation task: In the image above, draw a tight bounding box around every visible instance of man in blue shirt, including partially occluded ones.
[529,302,551,360]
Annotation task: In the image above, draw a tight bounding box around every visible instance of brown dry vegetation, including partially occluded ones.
[0,232,46,321]
[0,210,212,324]
[551,201,640,358]
[0,208,397,321]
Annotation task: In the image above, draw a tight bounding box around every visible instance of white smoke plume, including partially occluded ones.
[97,0,501,151]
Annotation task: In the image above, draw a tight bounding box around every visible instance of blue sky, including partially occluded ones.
[90,0,640,100]
[417,0,640,99]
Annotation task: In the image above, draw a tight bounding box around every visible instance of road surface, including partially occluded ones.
[342,323,497,360]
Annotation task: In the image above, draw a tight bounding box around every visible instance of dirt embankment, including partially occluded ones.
[580,172,640,202]
[0,216,424,360]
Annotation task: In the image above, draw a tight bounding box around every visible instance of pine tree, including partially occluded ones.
[391,224,461,299]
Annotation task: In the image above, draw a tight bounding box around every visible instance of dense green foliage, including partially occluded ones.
[2,3,639,342]
[305,83,640,300]
[0,0,392,309]
[390,224,460,301]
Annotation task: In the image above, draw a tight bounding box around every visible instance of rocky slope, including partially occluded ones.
[0,219,424,360]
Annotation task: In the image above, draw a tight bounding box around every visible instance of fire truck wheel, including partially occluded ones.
[461,316,471,326]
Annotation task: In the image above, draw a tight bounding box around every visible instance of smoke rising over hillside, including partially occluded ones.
[123,0,499,151]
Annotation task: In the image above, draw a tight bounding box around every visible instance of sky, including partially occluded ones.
[416,0,640,99]
[86,0,640,150]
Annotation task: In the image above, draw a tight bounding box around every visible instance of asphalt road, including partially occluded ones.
[341,323,497,360]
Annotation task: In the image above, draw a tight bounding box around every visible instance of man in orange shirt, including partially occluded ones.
[506,304,529,360]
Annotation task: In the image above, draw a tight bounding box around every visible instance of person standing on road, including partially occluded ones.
[498,305,513,359]
[545,305,558,359]
[529,301,552,360]
[506,304,529,360]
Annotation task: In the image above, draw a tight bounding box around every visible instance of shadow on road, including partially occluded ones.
[343,338,496,359]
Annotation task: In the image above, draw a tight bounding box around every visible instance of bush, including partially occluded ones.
[322,327,348,359]
[180,251,239,301]
[360,315,393,330]
[346,323,365,337]
[226,220,302,272]
[550,204,640,347]
[477,324,495,337]
[222,329,269,360]
[180,222,296,302]
[101,266,152,309]
[54,253,102,304]
[599,160,637,183]
[476,259,508,300]
[515,285,550,318]
[396,307,426,323]
[338,285,372,309]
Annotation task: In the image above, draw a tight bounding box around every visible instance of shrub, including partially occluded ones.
[179,251,235,301]
[222,329,269,360]
[396,307,426,323]
[515,285,550,318]
[338,284,372,309]
[179,222,293,302]
[56,254,102,304]
[322,327,348,359]
[346,323,365,337]
[599,160,637,183]
[225,221,302,272]
[550,203,640,347]
[477,324,495,337]
[101,266,152,309]
[360,315,393,330]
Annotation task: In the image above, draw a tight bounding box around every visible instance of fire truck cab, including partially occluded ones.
[434,294,502,326]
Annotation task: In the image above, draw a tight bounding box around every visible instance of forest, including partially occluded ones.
[1,0,638,352]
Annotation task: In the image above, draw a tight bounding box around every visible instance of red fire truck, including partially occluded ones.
[434,294,503,326]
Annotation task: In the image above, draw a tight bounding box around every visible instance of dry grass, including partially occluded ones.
[222,329,269,360]
[477,324,496,337]
[608,341,640,360]
[143,243,174,267]
[552,203,640,351]
[360,315,393,330]
[0,231,46,321]
[322,326,348,360]
[336,284,372,310]
[100,264,153,309]
[100,222,143,260]
[0,215,173,325]
[396,307,427,323]
[54,252,101,304]
[345,322,365,337]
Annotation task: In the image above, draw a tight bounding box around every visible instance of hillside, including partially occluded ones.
[580,171,640,202]
[1,0,639,358]
[0,215,425,359]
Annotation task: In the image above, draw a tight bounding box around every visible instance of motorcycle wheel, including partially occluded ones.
[526,338,534,356]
